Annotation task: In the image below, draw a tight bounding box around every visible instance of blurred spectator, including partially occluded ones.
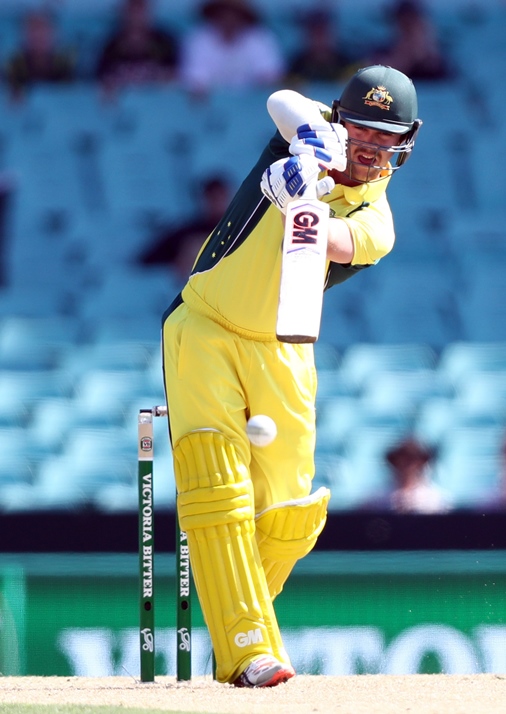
[179,0,285,95]
[367,0,452,81]
[95,0,179,96]
[285,9,358,87]
[363,438,452,513]
[137,174,233,284]
[5,11,76,101]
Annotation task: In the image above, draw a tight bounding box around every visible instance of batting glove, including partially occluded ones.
[260,155,335,214]
[289,122,348,172]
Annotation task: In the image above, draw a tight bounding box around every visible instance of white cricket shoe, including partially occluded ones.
[232,655,295,688]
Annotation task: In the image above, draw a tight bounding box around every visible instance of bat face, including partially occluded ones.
[276,198,329,344]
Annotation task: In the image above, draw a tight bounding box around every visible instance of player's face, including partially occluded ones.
[337,123,403,185]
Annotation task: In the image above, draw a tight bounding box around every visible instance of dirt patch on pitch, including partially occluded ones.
[1,675,506,713]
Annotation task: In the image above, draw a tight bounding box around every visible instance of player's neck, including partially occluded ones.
[328,169,362,188]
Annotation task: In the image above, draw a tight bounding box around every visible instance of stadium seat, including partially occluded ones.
[315,370,359,411]
[0,370,73,423]
[0,316,83,370]
[0,450,35,487]
[319,267,378,349]
[74,369,162,413]
[60,341,154,378]
[98,131,190,260]
[58,424,132,458]
[364,259,463,350]
[458,264,506,341]
[28,84,118,142]
[455,374,506,414]
[321,453,392,511]
[29,397,125,454]
[414,396,506,449]
[0,285,67,319]
[317,397,414,455]
[79,265,179,322]
[312,452,376,511]
[434,425,505,506]
[361,370,455,415]
[339,343,437,390]
[313,341,341,371]
[35,452,135,508]
[89,316,164,344]
[438,343,506,387]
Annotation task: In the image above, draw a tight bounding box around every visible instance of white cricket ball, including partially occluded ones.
[246,415,277,447]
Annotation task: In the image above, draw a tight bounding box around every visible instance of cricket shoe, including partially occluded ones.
[233,655,295,688]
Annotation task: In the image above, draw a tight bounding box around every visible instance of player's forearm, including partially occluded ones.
[327,217,355,264]
[267,90,326,143]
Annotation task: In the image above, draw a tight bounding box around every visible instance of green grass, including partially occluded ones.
[0,707,205,714]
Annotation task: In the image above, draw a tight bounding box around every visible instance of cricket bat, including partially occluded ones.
[276,197,329,343]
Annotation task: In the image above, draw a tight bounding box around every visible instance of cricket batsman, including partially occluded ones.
[162,65,422,687]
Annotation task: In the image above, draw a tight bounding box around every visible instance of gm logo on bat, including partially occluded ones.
[290,210,320,245]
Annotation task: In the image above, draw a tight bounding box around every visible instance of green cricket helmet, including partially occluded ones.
[331,65,422,178]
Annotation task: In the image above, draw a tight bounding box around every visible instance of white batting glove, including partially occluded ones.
[260,154,335,214]
[289,122,348,172]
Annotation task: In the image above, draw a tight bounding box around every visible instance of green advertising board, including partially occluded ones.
[1,551,505,677]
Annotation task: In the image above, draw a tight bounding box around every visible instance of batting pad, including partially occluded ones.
[174,430,291,683]
[255,487,331,600]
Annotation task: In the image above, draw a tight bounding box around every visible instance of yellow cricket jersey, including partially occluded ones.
[176,130,395,341]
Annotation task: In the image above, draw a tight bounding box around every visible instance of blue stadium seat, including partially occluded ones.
[364,259,463,349]
[342,425,411,463]
[320,453,392,511]
[317,397,413,455]
[319,267,378,350]
[415,396,506,449]
[313,341,341,371]
[89,315,164,344]
[315,370,359,410]
[438,343,506,387]
[60,426,135,461]
[28,84,119,142]
[361,370,455,415]
[455,373,506,413]
[339,343,437,390]
[0,316,83,370]
[434,425,504,506]
[458,264,506,341]
[312,452,380,512]
[0,370,73,425]
[0,452,35,502]
[191,88,274,186]
[61,341,154,378]
[29,397,125,454]
[98,131,190,257]
[79,266,178,321]
[0,480,40,512]
[35,452,135,508]
[73,368,162,424]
